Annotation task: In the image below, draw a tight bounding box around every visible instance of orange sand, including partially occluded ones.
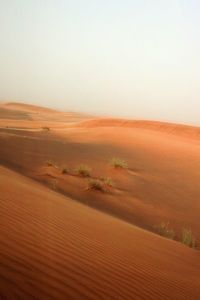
[0,102,200,299]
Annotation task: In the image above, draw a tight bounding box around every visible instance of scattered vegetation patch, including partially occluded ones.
[46,160,55,167]
[42,126,50,131]
[181,228,196,248]
[87,179,104,191]
[110,157,128,169]
[51,179,57,190]
[101,177,115,187]
[155,223,198,249]
[155,222,175,240]
[61,167,69,174]
[46,160,59,169]
[75,164,91,177]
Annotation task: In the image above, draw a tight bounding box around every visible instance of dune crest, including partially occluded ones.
[76,118,200,139]
[1,102,59,113]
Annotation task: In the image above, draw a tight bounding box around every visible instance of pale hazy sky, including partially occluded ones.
[0,0,200,124]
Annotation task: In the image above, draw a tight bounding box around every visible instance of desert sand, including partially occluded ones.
[0,102,200,299]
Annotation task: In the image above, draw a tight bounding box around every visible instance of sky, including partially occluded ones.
[0,0,200,125]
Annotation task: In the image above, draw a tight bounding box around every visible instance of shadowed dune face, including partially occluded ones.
[0,165,200,300]
[0,103,200,299]
[0,102,91,127]
[0,107,32,120]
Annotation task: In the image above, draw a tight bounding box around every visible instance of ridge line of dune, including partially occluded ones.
[74,118,200,138]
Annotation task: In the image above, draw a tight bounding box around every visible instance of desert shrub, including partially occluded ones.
[101,177,115,187]
[46,160,59,169]
[42,126,50,131]
[87,179,104,191]
[46,160,54,167]
[156,222,175,240]
[75,164,91,177]
[182,228,196,248]
[61,167,69,174]
[51,179,58,190]
[110,157,128,169]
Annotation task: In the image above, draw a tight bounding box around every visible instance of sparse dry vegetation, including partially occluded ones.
[101,177,114,187]
[110,157,128,169]
[62,167,69,174]
[75,164,91,177]
[51,180,57,190]
[46,160,59,169]
[46,160,54,167]
[42,126,50,131]
[87,179,104,191]
[155,223,198,249]
[156,222,175,240]
[181,228,196,248]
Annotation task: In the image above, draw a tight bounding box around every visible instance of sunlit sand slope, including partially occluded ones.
[0,165,200,300]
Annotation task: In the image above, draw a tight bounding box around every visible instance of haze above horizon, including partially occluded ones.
[0,1,200,125]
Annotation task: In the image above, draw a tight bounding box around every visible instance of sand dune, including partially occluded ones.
[0,103,200,299]
[0,165,200,300]
[0,104,200,241]
[0,102,91,127]
[2,102,60,113]
[76,118,200,139]
[0,107,32,120]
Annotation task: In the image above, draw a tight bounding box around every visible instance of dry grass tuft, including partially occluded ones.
[101,177,115,187]
[61,167,69,174]
[75,164,91,177]
[155,222,175,240]
[87,179,104,191]
[182,228,196,248]
[110,157,128,169]
[42,126,50,131]
[46,160,55,167]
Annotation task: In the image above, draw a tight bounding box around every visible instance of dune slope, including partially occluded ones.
[0,103,200,243]
[0,165,200,300]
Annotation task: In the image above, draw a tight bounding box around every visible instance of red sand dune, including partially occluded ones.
[0,103,200,299]
[0,102,91,128]
[0,104,200,239]
[75,118,200,139]
[2,102,58,113]
[0,165,200,300]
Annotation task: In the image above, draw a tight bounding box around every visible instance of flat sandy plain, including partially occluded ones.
[0,102,200,299]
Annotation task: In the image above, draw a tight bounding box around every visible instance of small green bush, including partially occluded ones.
[87,179,104,191]
[182,228,196,248]
[156,222,175,240]
[75,164,91,177]
[110,157,128,169]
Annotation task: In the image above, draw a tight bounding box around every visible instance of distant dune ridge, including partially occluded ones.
[76,118,200,139]
[0,102,200,299]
